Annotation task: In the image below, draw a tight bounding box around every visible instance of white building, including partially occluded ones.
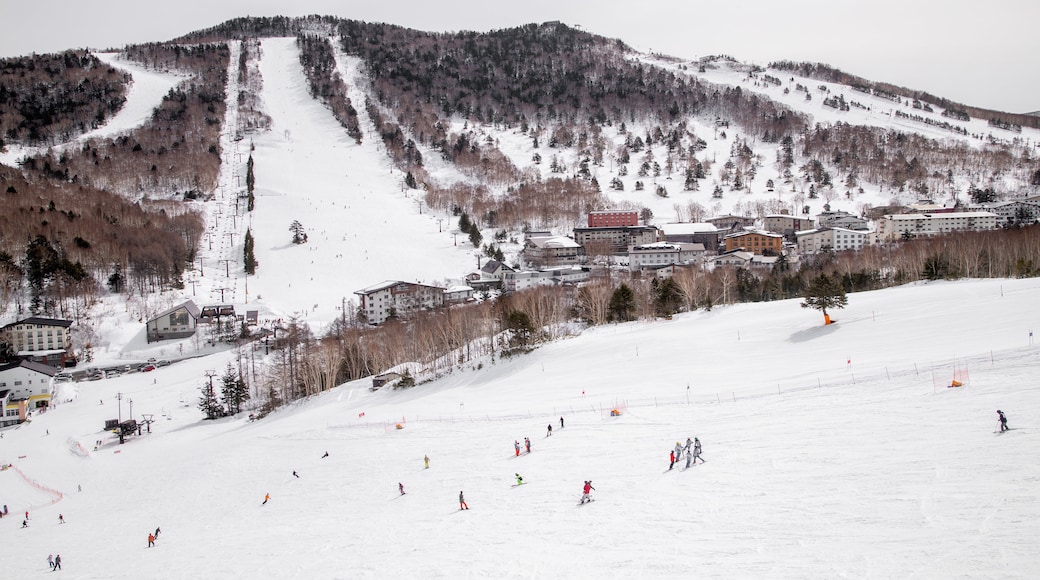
[816,210,870,231]
[796,227,869,254]
[522,235,582,268]
[966,201,1040,227]
[877,212,999,241]
[502,267,590,293]
[628,242,705,271]
[0,359,57,426]
[355,281,446,325]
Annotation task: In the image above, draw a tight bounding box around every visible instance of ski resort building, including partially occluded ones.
[0,359,57,426]
[355,281,446,325]
[0,317,74,368]
[657,223,720,250]
[722,231,784,255]
[876,211,999,241]
[796,227,869,254]
[522,235,582,268]
[628,242,706,271]
[763,214,815,238]
[145,301,202,343]
[586,210,639,228]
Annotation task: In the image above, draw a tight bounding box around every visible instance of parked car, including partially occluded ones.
[141,364,156,372]
[156,359,171,367]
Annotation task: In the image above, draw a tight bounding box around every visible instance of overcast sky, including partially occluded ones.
[2,0,1037,113]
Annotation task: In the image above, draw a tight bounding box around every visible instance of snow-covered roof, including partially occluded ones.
[885,211,998,220]
[149,300,201,322]
[526,236,581,249]
[658,222,718,235]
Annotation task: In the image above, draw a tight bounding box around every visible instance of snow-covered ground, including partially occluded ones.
[1,278,1039,578]
[2,33,1040,579]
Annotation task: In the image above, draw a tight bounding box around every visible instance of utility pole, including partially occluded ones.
[116,392,122,422]
[128,397,134,422]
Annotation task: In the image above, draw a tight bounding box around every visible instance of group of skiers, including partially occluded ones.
[669,437,704,470]
[514,437,531,456]
[147,526,161,547]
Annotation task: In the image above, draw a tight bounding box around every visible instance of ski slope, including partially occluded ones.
[1,278,1038,578]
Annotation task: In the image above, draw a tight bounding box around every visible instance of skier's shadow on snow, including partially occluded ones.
[787,323,839,344]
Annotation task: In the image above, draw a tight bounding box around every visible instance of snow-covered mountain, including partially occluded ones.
[2,22,1040,578]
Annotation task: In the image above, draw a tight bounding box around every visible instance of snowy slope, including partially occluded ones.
[1,278,1038,578]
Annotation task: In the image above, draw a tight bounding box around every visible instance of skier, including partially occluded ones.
[685,448,693,469]
[525,437,531,453]
[997,410,1009,432]
[322,451,329,458]
[560,416,564,429]
[580,480,595,504]
[515,473,524,485]
[683,437,693,456]
[262,493,270,505]
[547,423,553,437]
[48,554,54,570]
[399,482,406,495]
[514,440,521,457]
[459,491,469,510]
[53,554,61,571]
[292,470,300,478]
[424,454,430,469]
[155,527,161,538]
[148,533,155,547]
[21,519,28,528]
[669,449,675,470]
[674,441,683,461]
[692,437,705,464]
[59,513,64,524]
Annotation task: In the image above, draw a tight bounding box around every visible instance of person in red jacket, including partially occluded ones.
[669,449,675,470]
[580,480,595,504]
[148,533,155,547]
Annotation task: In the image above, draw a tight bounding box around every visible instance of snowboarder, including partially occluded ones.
[560,416,564,429]
[669,449,675,470]
[997,410,1009,432]
[525,437,531,453]
[580,480,595,504]
[459,491,469,510]
[292,470,299,478]
[48,554,54,570]
[262,493,270,505]
[515,473,524,485]
[399,482,406,495]
[424,454,430,469]
[148,533,155,547]
[514,440,521,457]
[58,513,64,524]
[692,437,705,464]
[322,451,329,458]
[53,554,61,570]
[547,423,553,436]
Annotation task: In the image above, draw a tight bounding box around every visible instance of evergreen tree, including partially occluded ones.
[246,153,256,211]
[243,228,258,275]
[505,309,535,348]
[608,283,636,322]
[801,272,847,324]
[220,363,249,415]
[198,377,223,419]
[289,220,307,244]
[243,229,257,274]
[107,263,125,293]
